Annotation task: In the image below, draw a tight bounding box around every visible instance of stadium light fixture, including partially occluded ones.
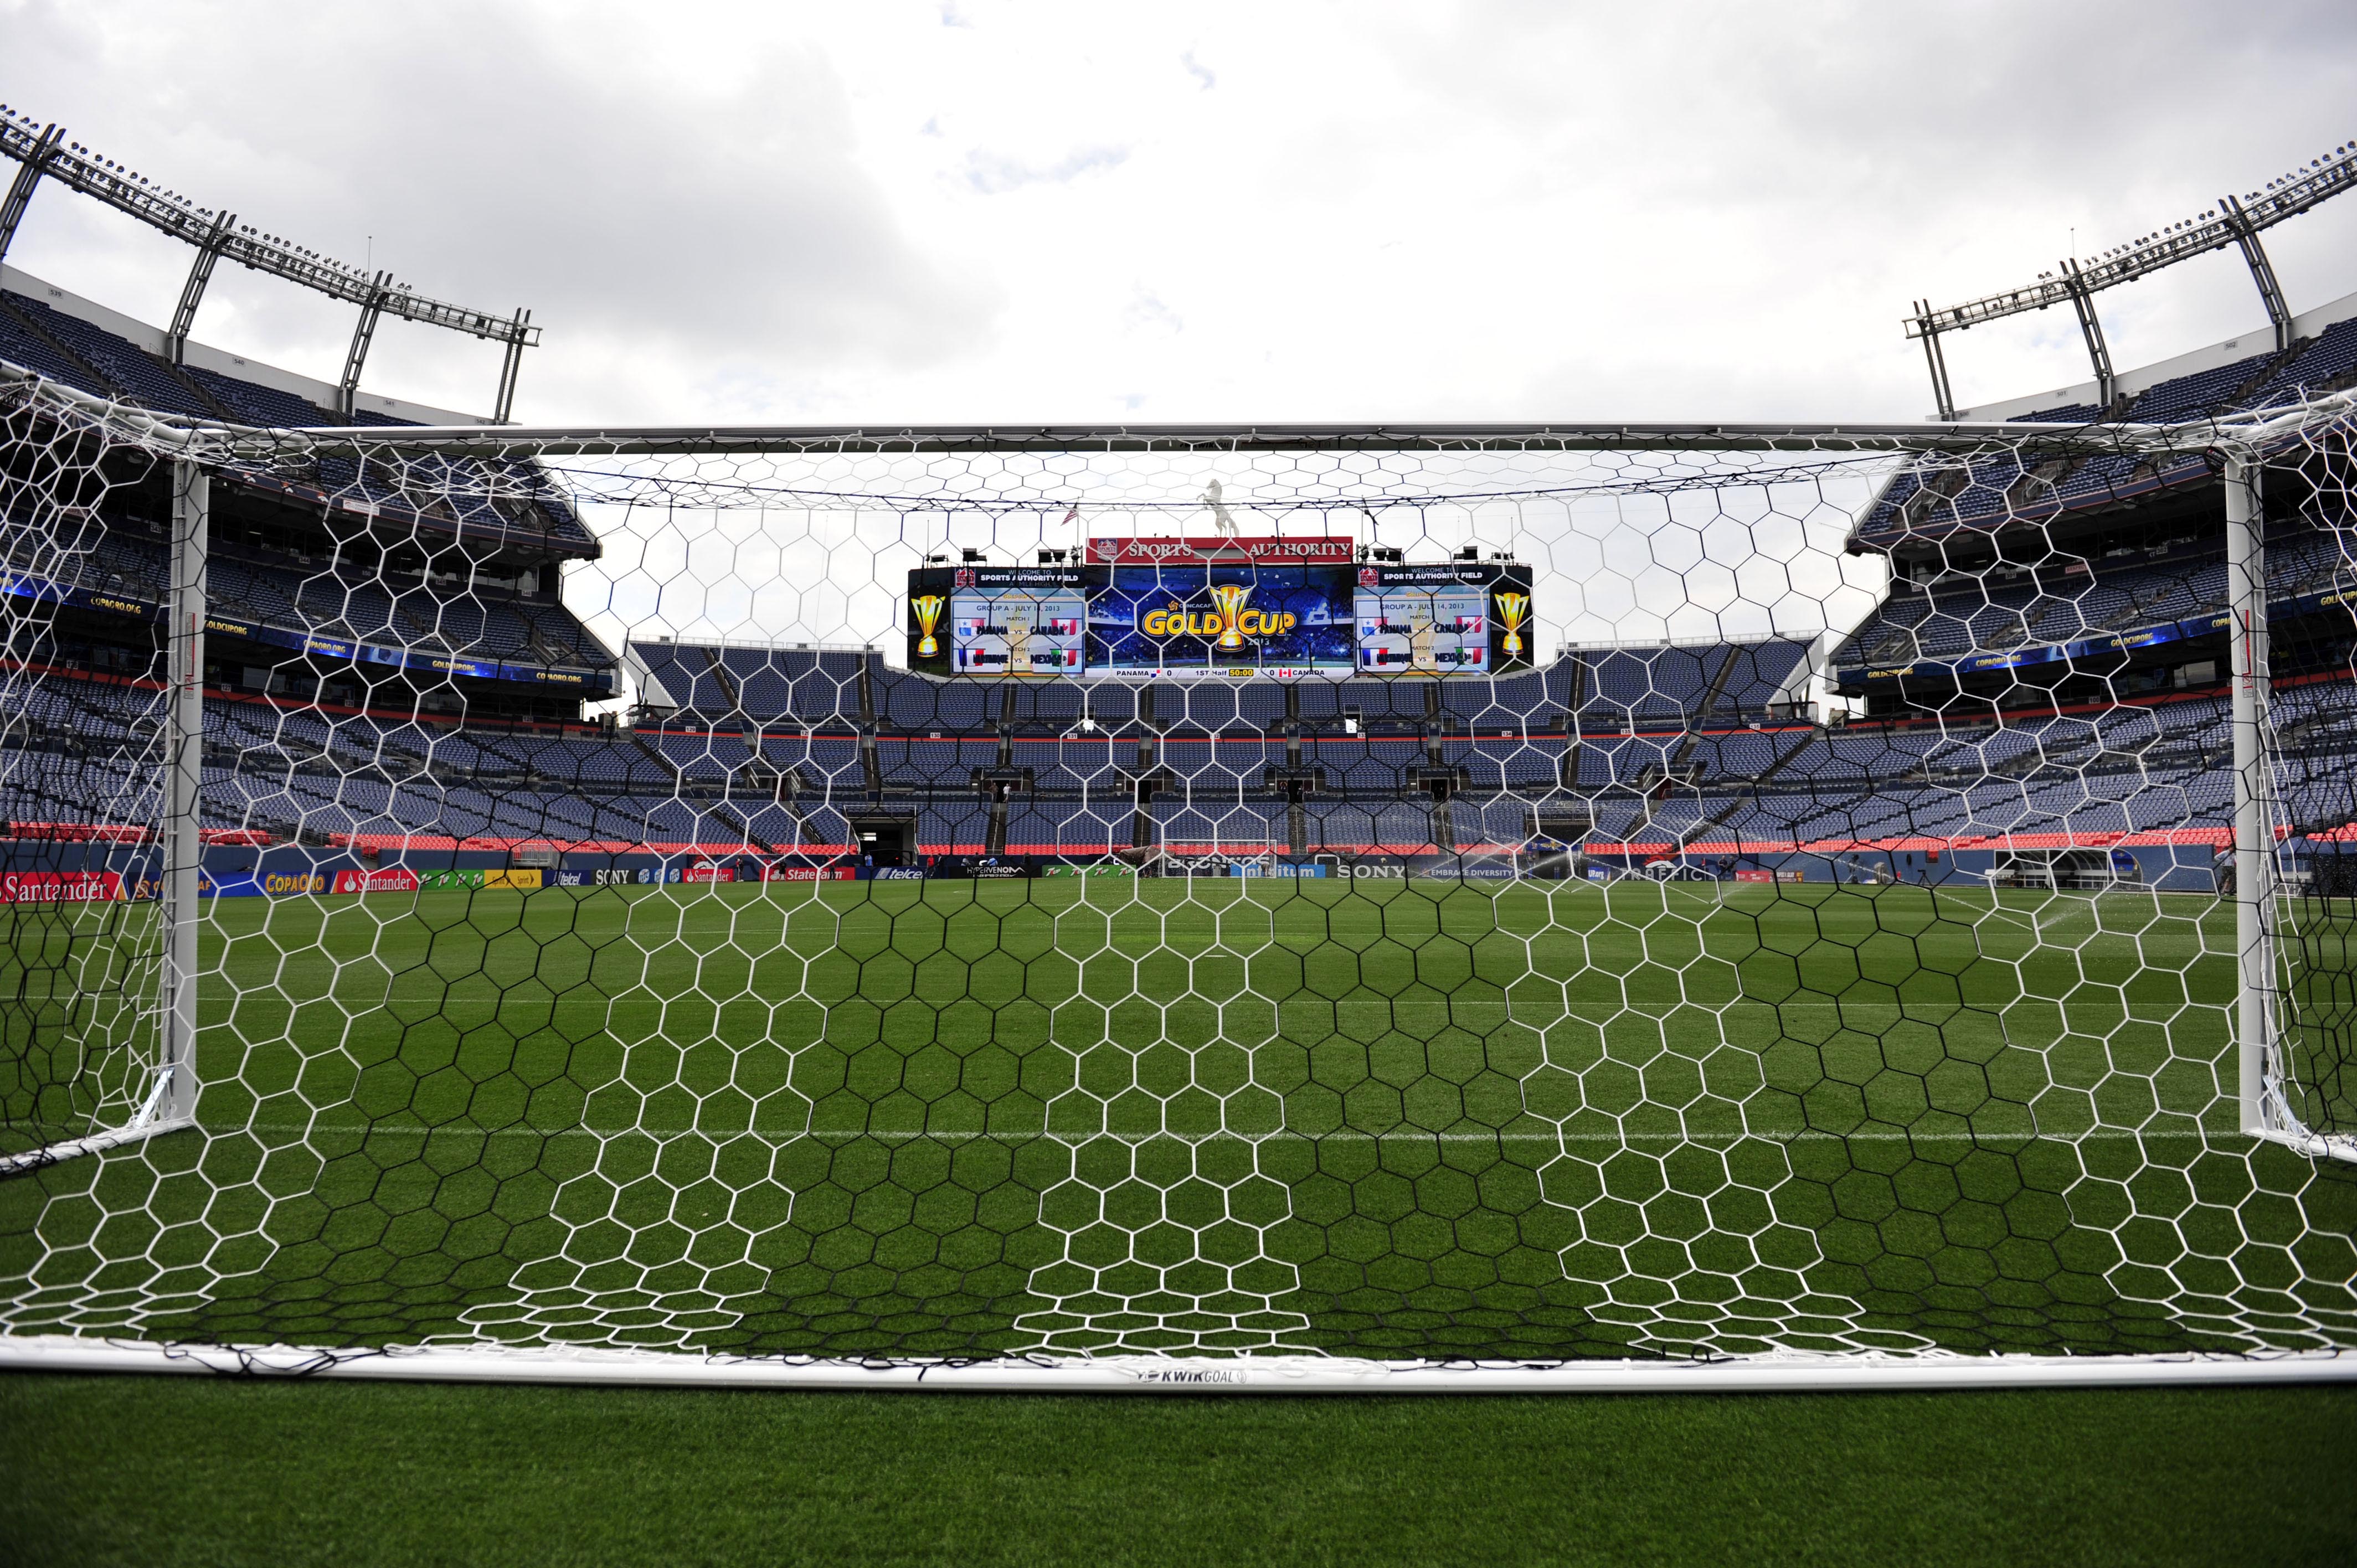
[0,110,539,420]
[1908,140,2357,412]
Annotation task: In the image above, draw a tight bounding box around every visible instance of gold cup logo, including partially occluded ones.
[913,595,946,657]
[1494,592,1529,657]
[1206,582,1254,651]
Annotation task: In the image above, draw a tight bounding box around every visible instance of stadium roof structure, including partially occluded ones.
[0,105,536,421]
[1907,139,2357,418]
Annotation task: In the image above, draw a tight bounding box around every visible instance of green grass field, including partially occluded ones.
[4,1374,2356,1567]
[7,877,2353,1366]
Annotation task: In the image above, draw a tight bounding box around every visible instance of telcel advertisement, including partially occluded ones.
[908,538,1534,680]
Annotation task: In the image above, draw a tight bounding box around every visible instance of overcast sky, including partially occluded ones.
[5,0,2356,429]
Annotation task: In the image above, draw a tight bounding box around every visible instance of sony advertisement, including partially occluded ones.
[908,540,1535,680]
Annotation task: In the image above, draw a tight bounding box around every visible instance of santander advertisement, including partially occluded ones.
[0,870,125,904]
[331,867,423,895]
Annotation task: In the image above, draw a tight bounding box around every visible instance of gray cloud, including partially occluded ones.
[1,0,1000,413]
[963,145,1131,195]
[1339,1,2357,416]
[3,0,2354,426]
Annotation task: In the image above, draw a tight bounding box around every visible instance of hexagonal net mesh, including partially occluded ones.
[1,372,2354,1384]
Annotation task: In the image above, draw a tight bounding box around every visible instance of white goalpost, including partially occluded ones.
[2,364,2355,1389]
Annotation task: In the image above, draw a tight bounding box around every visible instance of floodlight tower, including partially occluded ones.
[0,106,541,421]
[1905,140,2357,413]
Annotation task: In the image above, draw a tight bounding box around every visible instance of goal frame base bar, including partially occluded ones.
[0,1116,196,1179]
[3,1337,2353,1394]
[2251,1126,2357,1163]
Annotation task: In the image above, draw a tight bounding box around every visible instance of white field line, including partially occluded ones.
[215,1122,2227,1145]
[202,996,2227,1017]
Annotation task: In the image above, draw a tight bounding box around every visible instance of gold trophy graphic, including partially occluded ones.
[1494,592,1529,658]
[1207,582,1254,651]
[913,595,946,657]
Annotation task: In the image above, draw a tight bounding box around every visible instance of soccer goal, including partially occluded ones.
[1,366,2353,1391]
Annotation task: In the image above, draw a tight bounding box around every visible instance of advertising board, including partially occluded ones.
[1414,863,1520,880]
[418,868,544,891]
[0,870,124,904]
[331,868,422,895]
[1085,537,1356,566]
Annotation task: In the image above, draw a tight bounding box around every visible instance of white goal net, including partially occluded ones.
[1,366,2353,1390]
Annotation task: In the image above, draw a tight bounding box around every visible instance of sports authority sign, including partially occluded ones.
[1085,537,1355,565]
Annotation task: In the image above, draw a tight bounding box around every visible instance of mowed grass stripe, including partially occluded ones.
[193,880,2236,1144]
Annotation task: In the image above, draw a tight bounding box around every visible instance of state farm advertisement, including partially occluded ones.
[764,865,857,882]
[331,867,422,895]
[0,870,125,904]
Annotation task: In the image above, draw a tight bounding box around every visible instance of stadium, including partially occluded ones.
[2,46,2356,1565]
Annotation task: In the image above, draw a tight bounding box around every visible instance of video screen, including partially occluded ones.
[905,566,1086,679]
[1354,564,1533,675]
[906,550,1534,679]
[1090,563,1355,677]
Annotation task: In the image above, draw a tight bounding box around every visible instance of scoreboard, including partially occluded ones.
[907,540,1533,680]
